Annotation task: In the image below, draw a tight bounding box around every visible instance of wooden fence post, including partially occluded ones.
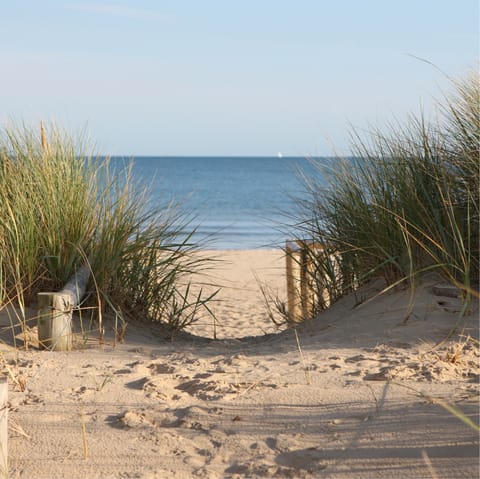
[286,240,324,322]
[0,377,7,477]
[300,245,316,320]
[286,240,302,322]
[37,292,73,351]
[37,266,90,351]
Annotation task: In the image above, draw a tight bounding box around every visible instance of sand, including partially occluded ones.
[1,249,479,479]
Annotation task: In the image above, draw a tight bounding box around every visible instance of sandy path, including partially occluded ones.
[185,249,287,339]
[1,250,478,478]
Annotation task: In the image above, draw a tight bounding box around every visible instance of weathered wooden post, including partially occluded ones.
[0,377,7,477]
[37,266,90,351]
[286,240,302,322]
[286,240,323,322]
[300,244,316,320]
[37,292,73,351]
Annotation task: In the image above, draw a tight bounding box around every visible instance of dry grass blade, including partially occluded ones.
[421,449,439,479]
[0,353,27,392]
[294,328,311,385]
[9,417,31,440]
[393,381,480,433]
[256,272,291,327]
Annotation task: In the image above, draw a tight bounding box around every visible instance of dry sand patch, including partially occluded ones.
[1,250,478,478]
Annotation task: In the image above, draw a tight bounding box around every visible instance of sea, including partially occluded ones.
[111,156,320,250]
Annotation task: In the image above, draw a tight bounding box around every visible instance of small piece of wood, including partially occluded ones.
[0,377,7,477]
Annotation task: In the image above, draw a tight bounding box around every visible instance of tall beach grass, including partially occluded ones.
[0,124,214,345]
[292,71,479,314]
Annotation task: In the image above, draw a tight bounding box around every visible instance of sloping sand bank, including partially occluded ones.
[2,250,478,478]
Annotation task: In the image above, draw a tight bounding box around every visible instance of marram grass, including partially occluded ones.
[292,71,479,313]
[0,123,215,343]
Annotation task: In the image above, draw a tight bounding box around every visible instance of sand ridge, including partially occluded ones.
[1,250,479,478]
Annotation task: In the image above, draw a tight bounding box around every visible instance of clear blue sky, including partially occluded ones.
[1,1,478,156]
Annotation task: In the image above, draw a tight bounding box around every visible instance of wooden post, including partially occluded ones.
[37,292,73,351]
[37,265,90,351]
[286,240,323,322]
[300,246,316,320]
[0,377,7,477]
[286,240,302,322]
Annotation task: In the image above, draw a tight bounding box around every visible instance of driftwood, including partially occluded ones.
[37,266,90,351]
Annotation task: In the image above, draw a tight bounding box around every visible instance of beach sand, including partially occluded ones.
[184,250,288,339]
[1,250,479,478]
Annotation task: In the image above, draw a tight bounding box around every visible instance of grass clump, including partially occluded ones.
[0,123,215,344]
[292,71,479,313]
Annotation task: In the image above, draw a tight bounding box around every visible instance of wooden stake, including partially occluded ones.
[286,240,324,322]
[37,266,90,352]
[286,240,302,322]
[37,292,73,351]
[300,246,312,320]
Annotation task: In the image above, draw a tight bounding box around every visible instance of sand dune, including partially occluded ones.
[1,250,478,478]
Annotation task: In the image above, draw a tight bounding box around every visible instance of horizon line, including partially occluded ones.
[102,154,343,159]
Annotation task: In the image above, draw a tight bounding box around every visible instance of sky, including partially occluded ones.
[1,1,478,156]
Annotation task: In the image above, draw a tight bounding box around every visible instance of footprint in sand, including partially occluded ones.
[148,362,176,375]
[71,385,94,398]
[118,410,153,428]
[345,354,372,363]
[125,360,152,376]
[9,392,44,409]
[343,354,387,376]
[117,408,181,429]
[225,435,316,479]
[175,375,280,401]
[213,354,257,373]
[117,405,221,433]
[175,378,231,401]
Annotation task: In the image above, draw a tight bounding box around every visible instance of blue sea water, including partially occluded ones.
[112,156,317,249]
